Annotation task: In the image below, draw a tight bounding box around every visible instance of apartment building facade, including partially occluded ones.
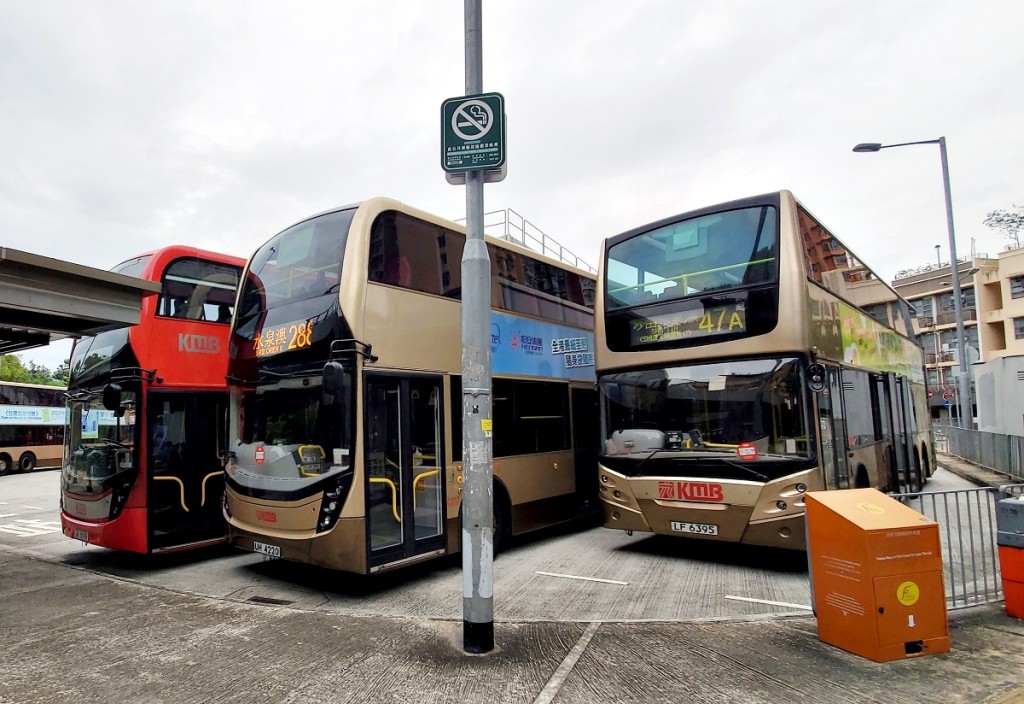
[892,247,1024,434]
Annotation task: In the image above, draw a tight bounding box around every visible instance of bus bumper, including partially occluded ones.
[61,508,148,553]
[598,465,812,549]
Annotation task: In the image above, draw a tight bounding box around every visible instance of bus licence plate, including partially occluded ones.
[73,530,89,543]
[253,541,281,558]
[670,521,719,536]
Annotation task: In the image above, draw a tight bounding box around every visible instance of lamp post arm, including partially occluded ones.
[877,139,942,150]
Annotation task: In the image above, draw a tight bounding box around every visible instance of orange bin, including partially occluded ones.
[996,497,1024,619]
[806,488,950,662]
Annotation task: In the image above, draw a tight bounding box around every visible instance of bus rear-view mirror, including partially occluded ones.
[102,383,123,412]
[323,362,351,398]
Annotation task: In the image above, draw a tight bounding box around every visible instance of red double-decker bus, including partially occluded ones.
[60,246,244,553]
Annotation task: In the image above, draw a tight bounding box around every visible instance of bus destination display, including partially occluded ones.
[630,302,746,346]
[254,320,314,357]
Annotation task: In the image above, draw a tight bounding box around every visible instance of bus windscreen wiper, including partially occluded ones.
[722,459,769,482]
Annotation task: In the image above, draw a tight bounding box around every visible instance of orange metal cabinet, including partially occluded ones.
[806,488,950,662]
[996,497,1024,619]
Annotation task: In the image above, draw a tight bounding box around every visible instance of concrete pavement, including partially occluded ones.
[1,452,1023,703]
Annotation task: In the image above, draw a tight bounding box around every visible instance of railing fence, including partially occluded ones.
[934,423,1024,482]
[892,484,1024,609]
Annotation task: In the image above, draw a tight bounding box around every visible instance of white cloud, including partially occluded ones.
[3,0,1024,365]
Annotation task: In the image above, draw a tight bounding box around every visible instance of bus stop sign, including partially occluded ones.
[441,93,505,173]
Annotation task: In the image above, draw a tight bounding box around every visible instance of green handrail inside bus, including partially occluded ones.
[607,257,776,295]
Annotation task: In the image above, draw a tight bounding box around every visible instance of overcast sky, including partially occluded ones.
[4,0,1024,370]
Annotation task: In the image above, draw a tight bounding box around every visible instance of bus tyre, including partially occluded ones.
[0,453,10,477]
[18,452,36,473]
[493,494,511,555]
[854,465,869,489]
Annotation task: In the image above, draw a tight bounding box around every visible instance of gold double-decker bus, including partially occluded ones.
[596,190,931,550]
[223,198,599,573]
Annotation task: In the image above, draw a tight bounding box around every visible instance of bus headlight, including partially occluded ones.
[315,468,354,534]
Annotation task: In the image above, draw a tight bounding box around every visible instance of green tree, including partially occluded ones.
[984,204,1024,249]
[0,354,67,386]
[0,354,32,382]
[52,361,71,385]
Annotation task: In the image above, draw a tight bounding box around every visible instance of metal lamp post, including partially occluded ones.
[853,137,972,428]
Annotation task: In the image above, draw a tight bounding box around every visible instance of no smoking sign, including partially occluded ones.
[441,92,505,173]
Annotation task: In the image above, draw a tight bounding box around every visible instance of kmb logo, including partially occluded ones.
[658,480,724,502]
[178,333,220,355]
[256,510,277,523]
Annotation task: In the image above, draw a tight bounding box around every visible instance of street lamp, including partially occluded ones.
[853,137,972,428]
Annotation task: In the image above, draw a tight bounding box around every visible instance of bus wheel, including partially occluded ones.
[911,450,923,493]
[493,486,512,555]
[854,465,869,489]
[0,453,10,477]
[18,452,36,473]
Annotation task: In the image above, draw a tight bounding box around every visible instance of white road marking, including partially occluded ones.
[23,506,44,510]
[535,571,628,586]
[0,519,62,537]
[533,621,601,704]
[725,595,813,610]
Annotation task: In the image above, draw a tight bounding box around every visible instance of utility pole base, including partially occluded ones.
[463,620,494,654]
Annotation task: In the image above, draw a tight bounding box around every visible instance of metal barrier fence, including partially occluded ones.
[455,208,596,273]
[934,423,1024,481]
[893,484,1024,609]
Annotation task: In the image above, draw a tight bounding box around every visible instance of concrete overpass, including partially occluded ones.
[0,247,160,355]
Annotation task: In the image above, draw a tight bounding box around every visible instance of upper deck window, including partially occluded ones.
[236,209,353,335]
[156,258,242,323]
[112,255,152,279]
[605,205,777,311]
[369,210,594,328]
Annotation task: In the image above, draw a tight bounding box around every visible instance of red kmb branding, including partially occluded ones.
[657,480,724,502]
[256,510,277,523]
[681,482,724,502]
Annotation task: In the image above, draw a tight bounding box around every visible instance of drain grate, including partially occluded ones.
[246,596,295,606]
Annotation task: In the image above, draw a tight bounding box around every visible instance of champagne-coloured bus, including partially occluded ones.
[596,191,930,549]
[223,198,599,573]
[0,381,66,475]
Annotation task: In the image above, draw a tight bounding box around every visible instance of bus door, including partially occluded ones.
[819,367,850,490]
[365,375,446,570]
[148,392,229,551]
[571,387,599,513]
[891,374,919,492]
[875,374,909,494]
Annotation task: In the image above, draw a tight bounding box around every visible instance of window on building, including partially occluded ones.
[914,297,934,319]
[1011,276,1024,300]
[941,326,979,349]
[862,303,889,326]
[1014,317,1024,340]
